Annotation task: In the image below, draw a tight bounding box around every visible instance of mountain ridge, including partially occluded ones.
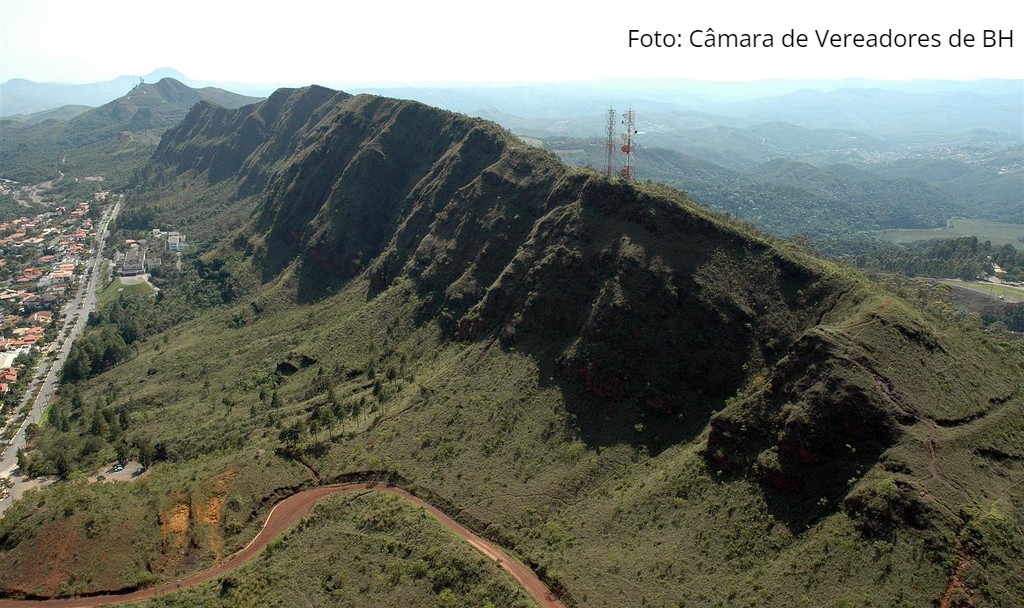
[1,85,1021,606]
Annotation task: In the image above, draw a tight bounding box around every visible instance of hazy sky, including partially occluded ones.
[1,0,1021,85]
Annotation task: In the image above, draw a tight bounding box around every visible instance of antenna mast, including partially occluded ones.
[620,107,636,181]
[604,106,617,178]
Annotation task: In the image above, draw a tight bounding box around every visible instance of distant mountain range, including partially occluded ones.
[5,69,1021,142]
[0,68,269,116]
[2,69,1020,238]
[0,77,261,183]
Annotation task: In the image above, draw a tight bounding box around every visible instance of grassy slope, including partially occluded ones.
[134,491,538,608]
[0,451,310,597]
[97,278,156,310]
[3,246,1020,606]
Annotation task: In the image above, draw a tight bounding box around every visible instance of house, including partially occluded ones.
[28,311,53,325]
[40,293,60,309]
[15,268,43,283]
[120,246,146,276]
[166,232,187,252]
[24,293,59,310]
[44,284,70,299]
[37,270,71,288]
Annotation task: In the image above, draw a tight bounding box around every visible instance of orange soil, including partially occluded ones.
[0,483,568,608]
[165,504,189,535]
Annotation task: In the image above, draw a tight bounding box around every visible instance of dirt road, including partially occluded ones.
[0,483,568,608]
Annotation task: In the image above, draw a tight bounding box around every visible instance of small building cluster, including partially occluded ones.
[151,229,188,252]
[112,230,186,277]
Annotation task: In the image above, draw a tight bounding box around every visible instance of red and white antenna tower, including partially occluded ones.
[620,106,636,180]
[604,106,616,178]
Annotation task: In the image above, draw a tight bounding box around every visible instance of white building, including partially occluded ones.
[166,232,187,252]
[121,246,146,276]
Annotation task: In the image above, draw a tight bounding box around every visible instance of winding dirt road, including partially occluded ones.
[0,483,567,608]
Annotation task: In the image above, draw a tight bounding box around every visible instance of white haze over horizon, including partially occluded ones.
[2,0,1021,86]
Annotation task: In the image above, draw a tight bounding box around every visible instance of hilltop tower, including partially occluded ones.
[620,107,636,181]
[604,106,617,178]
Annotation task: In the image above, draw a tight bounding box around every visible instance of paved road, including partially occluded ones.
[0,483,569,608]
[0,200,120,516]
[937,278,1024,304]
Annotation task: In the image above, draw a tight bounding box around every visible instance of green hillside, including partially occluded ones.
[2,105,92,125]
[0,78,261,187]
[2,88,1022,607]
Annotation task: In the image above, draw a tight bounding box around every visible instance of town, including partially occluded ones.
[0,184,189,503]
[0,191,109,501]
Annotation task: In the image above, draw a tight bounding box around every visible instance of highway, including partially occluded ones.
[0,199,120,517]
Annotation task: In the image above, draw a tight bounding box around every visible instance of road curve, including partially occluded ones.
[0,483,568,608]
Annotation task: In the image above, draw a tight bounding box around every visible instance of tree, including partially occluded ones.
[103,407,122,439]
[114,439,132,464]
[51,445,73,478]
[134,435,155,469]
[278,420,305,448]
[331,397,347,433]
[90,409,107,436]
[15,448,30,472]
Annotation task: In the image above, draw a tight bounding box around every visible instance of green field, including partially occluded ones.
[938,279,1024,303]
[98,277,156,310]
[874,218,1024,247]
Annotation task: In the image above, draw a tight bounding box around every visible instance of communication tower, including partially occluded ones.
[604,106,617,178]
[620,107,636,181]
